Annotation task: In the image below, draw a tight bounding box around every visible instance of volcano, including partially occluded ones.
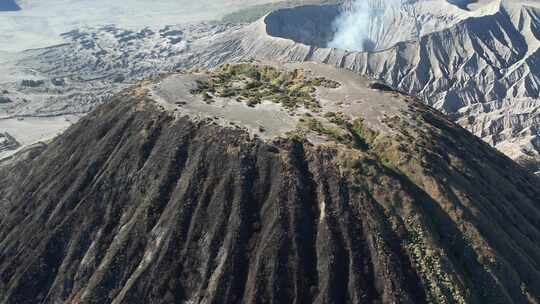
[0,63,539,303]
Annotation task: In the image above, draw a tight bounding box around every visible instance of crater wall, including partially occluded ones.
[265,5,340,48]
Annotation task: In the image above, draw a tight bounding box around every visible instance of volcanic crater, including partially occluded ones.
[262,0,476,52]
[264,5,341,49]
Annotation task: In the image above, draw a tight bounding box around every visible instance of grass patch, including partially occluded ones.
[190,63,341,111]
[301,114,377,151]
[348,118,378,149]
[304,117,347,142]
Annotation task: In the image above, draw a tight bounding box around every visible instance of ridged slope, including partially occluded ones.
[0,65,539,303]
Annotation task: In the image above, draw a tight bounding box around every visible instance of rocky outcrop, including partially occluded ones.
[0,65,539,303]
[0,133,19,155]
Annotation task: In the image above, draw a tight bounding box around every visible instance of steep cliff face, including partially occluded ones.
[0,64,539,304]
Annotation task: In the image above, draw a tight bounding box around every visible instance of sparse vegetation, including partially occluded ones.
[303,116,348,142]
[190,63,341,111]
[300,112,376,151]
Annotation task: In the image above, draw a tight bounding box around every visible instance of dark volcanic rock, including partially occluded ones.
[20,79,45,88]
[0,75,540,303]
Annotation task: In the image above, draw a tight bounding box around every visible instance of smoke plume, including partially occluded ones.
[327,0,373,52]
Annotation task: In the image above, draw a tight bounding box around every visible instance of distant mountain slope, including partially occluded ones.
[1,63,539,303]
[0,0,20,11]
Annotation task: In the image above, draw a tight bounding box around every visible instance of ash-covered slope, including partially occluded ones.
[1,63,539,304]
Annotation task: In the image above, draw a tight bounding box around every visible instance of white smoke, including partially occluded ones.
[327,0,373,52]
